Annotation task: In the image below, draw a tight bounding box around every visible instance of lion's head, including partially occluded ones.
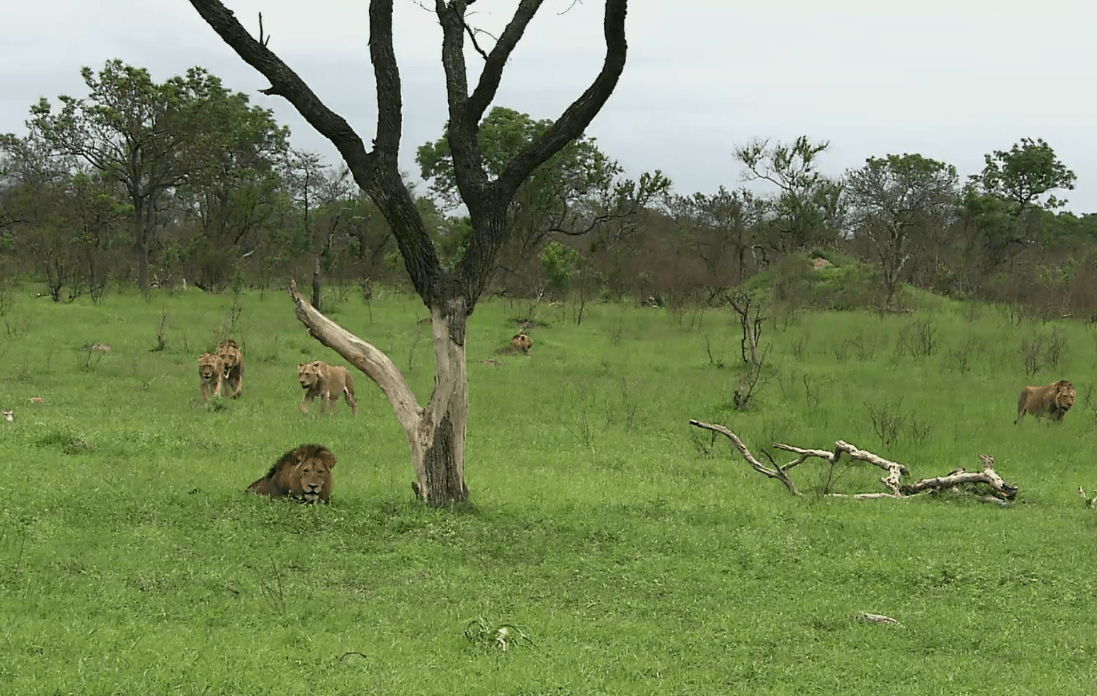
[298,361,323,390]
[247,443,337,503]
[1053,379,1076,414]
[218,339,241,363]
[198,353,225,381]
[493,332,534,356]
[513,332,533,353]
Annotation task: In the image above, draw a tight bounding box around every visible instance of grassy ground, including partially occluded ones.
[4,284,1097,694]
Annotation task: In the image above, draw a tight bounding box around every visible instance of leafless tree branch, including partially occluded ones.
[462,22,493,61]
[257,12,270,47]
[186,0,374,177]
[691,420,1017,502]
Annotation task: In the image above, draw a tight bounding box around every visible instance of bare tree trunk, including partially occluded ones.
[189,0,629,509]
[311,255,323,312]
[416,311,469,503]
[133,196,149,292]
[288,282,469,505]
[730,291,766,366]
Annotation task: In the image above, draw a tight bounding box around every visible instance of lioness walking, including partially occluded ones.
[298,361,359,416]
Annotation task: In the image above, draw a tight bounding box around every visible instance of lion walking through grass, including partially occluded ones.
[217,339,245,398]
[198,352,226,402]
[1015,379,1075,424]
[298,360,359,416]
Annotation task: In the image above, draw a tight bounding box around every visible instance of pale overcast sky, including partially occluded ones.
[2,1,1095,212]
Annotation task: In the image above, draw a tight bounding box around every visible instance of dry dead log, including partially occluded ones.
[689,420,1018,502]
[900,455,1018,501]
[689,420,800,495]
[855,612,901,626]
[773,440,908,497]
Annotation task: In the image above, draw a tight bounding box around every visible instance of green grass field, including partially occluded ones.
[4,284,1097,694]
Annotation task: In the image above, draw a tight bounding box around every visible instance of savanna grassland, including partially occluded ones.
[5,281,1097,695]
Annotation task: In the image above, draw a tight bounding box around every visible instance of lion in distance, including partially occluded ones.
[1015,379,1076,424]
[298,360,359,416]
[494,332,533,356]
[217,339,245,398]
[246,444,337,503]
[198,352,226,401]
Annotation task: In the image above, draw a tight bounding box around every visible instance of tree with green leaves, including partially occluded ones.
[963,138,1076,275]
[1,131,128,301]
[27,61,246,291]
[417,105,668,293]
[188,0,629,506]
[281,149,337,309]
[977,137,1076,216]
[538,240,580,298]
[175,75,288,292]
[735,136,844,255]
[844,154,959,307]
[673,186,765,300]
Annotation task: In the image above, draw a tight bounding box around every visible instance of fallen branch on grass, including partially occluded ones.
[900,455,1017,502]
[688,419,1018,502]
[855,612,901,626]
[689,419,802,495]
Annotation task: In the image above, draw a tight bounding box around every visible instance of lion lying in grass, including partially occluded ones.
[198,352,226,401]
[494,331,533,356]
[247,443,337,503]
[1015,379,1076,424]
[298,360,359,416]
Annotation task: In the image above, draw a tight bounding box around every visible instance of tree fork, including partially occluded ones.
[288,281,471,505]
[191,0,630,506]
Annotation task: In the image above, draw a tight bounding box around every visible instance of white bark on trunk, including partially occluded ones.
[288,282,469,504]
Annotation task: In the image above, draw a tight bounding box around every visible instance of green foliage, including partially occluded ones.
[1037,210,1097,244]
[756,251,885,311]
[415,106,668,294]
[538,240,579,296]
[24,60,291,292]
[671,186,766,291]
[843,153,959,305]
[735,136,845,253]
[977,137,1077,214]
[0,131,126,301]
[957,139,1077,281]
[173,73,289,290]
[417,106,617,213]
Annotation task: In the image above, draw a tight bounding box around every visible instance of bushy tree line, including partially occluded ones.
[2,61,1092,310]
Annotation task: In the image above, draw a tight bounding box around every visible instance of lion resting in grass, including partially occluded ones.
[298,360,359,416]
[247,443,337,503]
[217,339,245,398]
[494,332,533,356]
[198,352,226,401]
[1015,379,1076,424]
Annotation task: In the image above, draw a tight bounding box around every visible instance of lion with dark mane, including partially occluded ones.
[217,339,245,398]
[246,444,337,503]
[494,331,533,356]
[1015,379,1076,424]
[198,352,226,401]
